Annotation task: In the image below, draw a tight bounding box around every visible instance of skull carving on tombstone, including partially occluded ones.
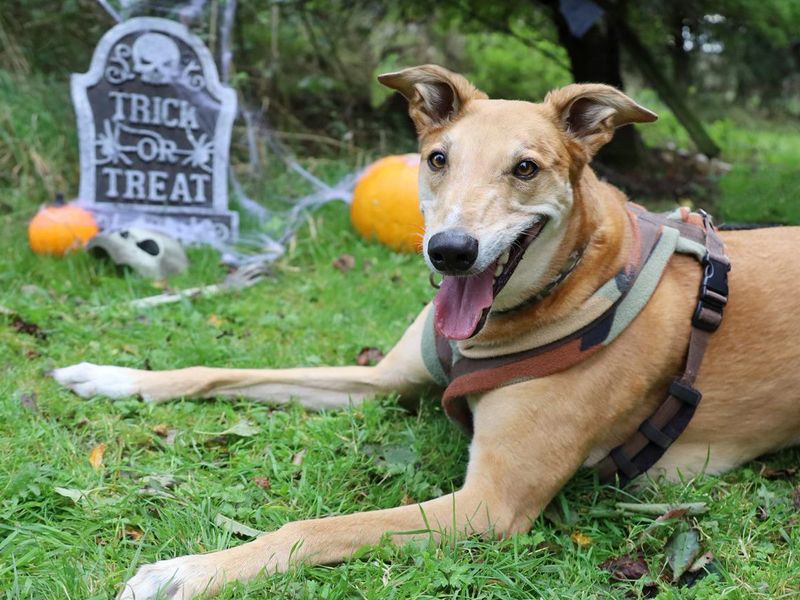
[131,33,181,84]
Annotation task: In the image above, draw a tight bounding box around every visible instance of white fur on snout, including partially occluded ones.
[117,556,218,600]
[51,362,145,400]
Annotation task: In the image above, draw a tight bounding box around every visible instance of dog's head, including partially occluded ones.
[379,65,656,340]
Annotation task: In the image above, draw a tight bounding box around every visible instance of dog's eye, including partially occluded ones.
[427,151,447,171]
[513,160,539,180]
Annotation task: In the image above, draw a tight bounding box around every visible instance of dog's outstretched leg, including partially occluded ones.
[116,381,595,600]
[53,306,436,410]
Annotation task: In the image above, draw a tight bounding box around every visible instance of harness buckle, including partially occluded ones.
[668,378,702,407]
[692,253,730,332]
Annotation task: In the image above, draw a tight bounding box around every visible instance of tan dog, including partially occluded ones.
[53,65,800,600]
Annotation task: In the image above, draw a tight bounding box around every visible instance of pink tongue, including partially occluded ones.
[433,264,496,340]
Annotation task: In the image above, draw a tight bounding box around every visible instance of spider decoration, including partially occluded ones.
[176,59,205,91]
[96,120,133,166]
[182,128,214,173]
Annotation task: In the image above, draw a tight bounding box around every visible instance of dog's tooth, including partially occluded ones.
[495,264,504,277]
[499,250,510,265]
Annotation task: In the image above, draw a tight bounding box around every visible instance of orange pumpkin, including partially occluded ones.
[28,197,98,256]
[350,154,424,253]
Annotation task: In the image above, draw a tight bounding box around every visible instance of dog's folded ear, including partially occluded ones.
[378,65,487,136]
[545,84,657,157]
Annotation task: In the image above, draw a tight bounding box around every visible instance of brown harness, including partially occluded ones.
[431,206,730,487]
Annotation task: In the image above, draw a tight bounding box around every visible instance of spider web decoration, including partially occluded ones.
[91,0,358,267]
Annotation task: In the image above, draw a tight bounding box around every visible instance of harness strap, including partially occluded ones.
[595,211,729,486]
[425,205,729,486]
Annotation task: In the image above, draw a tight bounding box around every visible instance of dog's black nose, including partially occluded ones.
[428,230,479,274]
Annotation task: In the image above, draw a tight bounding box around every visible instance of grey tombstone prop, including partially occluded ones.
[71,17,239,244]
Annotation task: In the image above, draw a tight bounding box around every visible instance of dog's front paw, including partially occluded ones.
[118,555,221,600]
[51,362,141,400]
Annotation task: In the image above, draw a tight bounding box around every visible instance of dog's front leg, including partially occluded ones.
[53,306,437,409]
[117,380,599,600]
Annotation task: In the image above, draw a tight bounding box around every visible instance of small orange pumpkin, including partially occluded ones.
[28,195,99,256]
[350,154,424,253]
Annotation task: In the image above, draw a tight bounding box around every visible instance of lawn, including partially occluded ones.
[2,73,800,599]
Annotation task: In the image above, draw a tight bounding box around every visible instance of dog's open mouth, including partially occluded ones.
[433,218,548,340]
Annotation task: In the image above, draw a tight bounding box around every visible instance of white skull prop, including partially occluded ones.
[132,33,181,84]
[87,228,189,280]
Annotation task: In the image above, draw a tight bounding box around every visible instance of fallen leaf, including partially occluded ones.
[202,435,229,448]
[152,424,178,444]
[253,476,271,490]
[292,448,307,466]
[666,528,702,582]
[356,347,384,366]
[688,551,715,573]
[88,442,107,469]
[401,494,416,506]
[571,531,592,547]
[140,473,177,490]
[207,314,222,327]
[757,484,780,509]
[332,254,356,272]
[657,507,689,521]
[21,284,47,297]
[197,419,260,438]
[760,465,798,480]
[8,313,47,339]
[54,486,88,503]
[220,420,260,437]
[362,443,418,474]
[214,514,263,538]
[18,391,38,413]
[138,473,178,498]
[543,495,578,531]
[599,553,648,581]
[123,526,143,541]
[641,582,659,598]
[679,551,720,587]
[643,507,690,536]
[535,540,562,555]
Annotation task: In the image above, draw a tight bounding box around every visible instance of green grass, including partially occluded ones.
[2,71,800,599]
[4,202,800,599]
